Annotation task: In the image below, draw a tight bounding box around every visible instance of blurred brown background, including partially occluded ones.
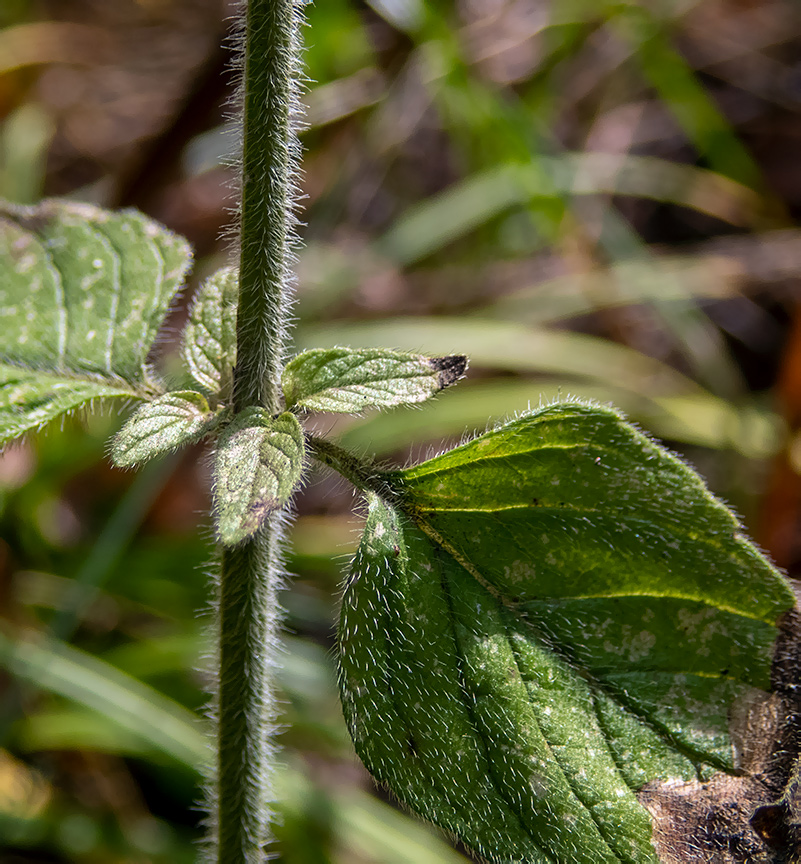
[1,0,801,861]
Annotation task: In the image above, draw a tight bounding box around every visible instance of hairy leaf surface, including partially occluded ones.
[0,199,191,379]
[339,402,794,864]
[0,200,192,443]
[214,409,304,546]
[111,391,222,468]
[181,267,238,399]
[282,347,466,413]
[0,362,136,446]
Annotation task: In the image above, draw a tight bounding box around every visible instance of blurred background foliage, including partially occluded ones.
[1,0,801,860]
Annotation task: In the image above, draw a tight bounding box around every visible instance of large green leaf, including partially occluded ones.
[0,199,192,444]
[338,402,794,864]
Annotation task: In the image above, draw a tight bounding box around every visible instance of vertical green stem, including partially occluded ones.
[235,0,300,413]
[212,0,301,861]
[216,535,285,862]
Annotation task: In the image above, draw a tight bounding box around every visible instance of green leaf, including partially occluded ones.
[1,199,191,380]
[0,361,137,446]
[339,402,794,864]
[282,347,467,413]
[111,391,222,468]
[0,199,192,444]
[214,408,305,546]
[181,266,238,399]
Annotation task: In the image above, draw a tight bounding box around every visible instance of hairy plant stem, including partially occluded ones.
[307,434,398,501]
[212,0,301,861]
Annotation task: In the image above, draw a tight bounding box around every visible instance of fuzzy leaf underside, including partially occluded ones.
[181,267,238,398]
[0,362,137,446]
[214,408,304,546]
[282,347,467,413]
[0,199,191,382]
[111,391,222,468]
[339,402,794,864]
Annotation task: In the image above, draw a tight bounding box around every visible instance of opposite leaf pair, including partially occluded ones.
[111,267,467,545]
[1,201,467,547]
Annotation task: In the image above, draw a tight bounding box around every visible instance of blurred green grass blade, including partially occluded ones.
[280,757,472,864]
[378,156,759,266]
[338,380,782,459]
[334,787,472,864]
[579,202,747,398]
[482,254,742,324]
[0,630,209,769]
[50,454,179,641]
[17,706,164,758]
[296,317,706,398]
[0,103,55,204]
[7,632,470,864]
[616,11,763,189]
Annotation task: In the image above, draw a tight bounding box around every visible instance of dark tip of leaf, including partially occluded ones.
[429,355,468,388]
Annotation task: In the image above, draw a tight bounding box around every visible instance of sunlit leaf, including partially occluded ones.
[0,362,136,447]
[0,199,192,444]
[283,347,466,413]
[214,409,305,546]
[111,391,223,468]
[0,199,191,379]
[339,402,794,864]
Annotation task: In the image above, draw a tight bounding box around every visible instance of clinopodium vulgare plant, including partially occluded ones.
[1,2,799,863]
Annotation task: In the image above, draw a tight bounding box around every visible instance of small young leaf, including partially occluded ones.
[214,409,304,546]
[339,402,795,864]
[0,362,137,446]
[181,267,238,398]
[111,391,222,468]
[1,199,191,381]
[282,347,467,413]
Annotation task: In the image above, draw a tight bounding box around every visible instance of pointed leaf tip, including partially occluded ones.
[428,354,467,389]
[213,409,304,546]
[282,347,468,413]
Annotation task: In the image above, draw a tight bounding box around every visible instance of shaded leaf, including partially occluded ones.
[0,361,136,447]
[111,391,222,468]
[214,409,304,546]
[181,266,238,399]
[283,347,466,413]
[339,402,794,864]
